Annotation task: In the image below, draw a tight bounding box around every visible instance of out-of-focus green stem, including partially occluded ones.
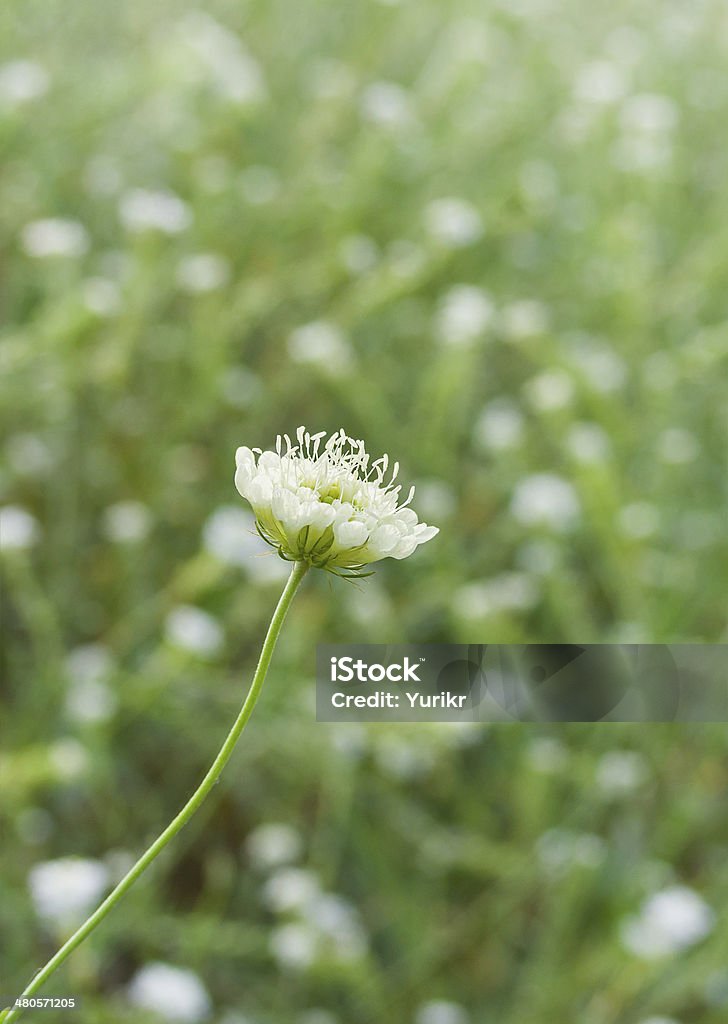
[0,560,309,1024]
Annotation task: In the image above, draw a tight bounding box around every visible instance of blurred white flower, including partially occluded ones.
[436,285,495,346]
[415,1001,469,1024]
[516,539,560,575]
[29,857,110,926]
[165,605,223,657]
[412,480,456,521]
[622,886,715,958]
[287,321,353,376]
[177,253,230,293]
[176,12,265,106]
[527,736,568,773]
[202,505,262,568]
[5,434,52,477]
[596,750,649,795]
[128,962,211,1023]
[341,579,394,627]
[0,505,40,550]
[66,674,117,726]
[48,738,89,780]
[246,823,302,870]
[339,234,379,274]
[424,198,483,248]
[361,81,413,128]
[270,922,318,970]
[264,868,321,913]
[475,400,525,452]
[373,734,436,780]
[102,500,152,543]
[568,338,626,392]
[574,60,627,104]
[537,828,606,873]
[510,474,581,532]
[82,277,122,316]
[499,299,549,339]
[65,643,112,684]
[301,892,367,960]
[566,422,611,464]
[657,428,699,465]
[638,1018,681,1024]
[618,502,660,540]
[298,1011,339,1024]
[119,189,191,234]
[620,93,679,134]
[523,370,574,412]
[21,218,89,258]
[0,60,49,106]
[453,573,539,620]
[220,367,262,410]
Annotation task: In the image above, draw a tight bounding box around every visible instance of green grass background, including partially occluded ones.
[1,0,727,1021]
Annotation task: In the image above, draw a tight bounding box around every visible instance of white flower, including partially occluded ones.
[499,299,549,339]
[270,922,318,970]
[128,962,211,1023]
[1,505,40,550]
[621,93,679,134]
[618,502,660,539]
[5,433,52,477]
[453,573,539,620]
[537,829,606,873]
[510,474,581,532]
[527,736,568,773]
[102,500,152,543]
[415,1001,469,1024]
[176,12,265,106]
[523,370,574,412]
[119,189,191,234]
[596,750,649,795]
[361,81,413,128]
[638,1018,681,1024]
[263,868,321,913]
[425,198,483,248]
[475,401,525,452]
[622,886,715,958]
[287,322,353,377]
[339,234,379,274]
[246,823,302,870]
[567,422,611,464]
[28,857,110,926]
[0,60,49,106]
[165,605,223,657]
[574,60,627,105]
[21,218,89,258]
[177,253,230,293]
[82,277,122,316]
[234,428,438,576]
[436,285,495,346]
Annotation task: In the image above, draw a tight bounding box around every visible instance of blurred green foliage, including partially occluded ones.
[1,0,727,1022]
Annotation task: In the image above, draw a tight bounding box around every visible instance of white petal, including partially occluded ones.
[367,524,400,556]
[271,487,301,527]
[391,536,419,559]
[414,524,439,543]
[247,474,273,508]
[334,520,368,549]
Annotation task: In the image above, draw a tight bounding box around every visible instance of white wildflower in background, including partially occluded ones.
[177,253,230,293]
[102,500,152,543]
[618,502,660,540]
[361,81,414,128]
[28,858,110,927]
[537,828,607,874]
[621,93,679,135]
[424,198,483,248]
[339,234,379,274]
[270,922,318,970]
[412,480,456,522]
[568,338,626,393]
[21,218,89,259]
[499,299,549,339]
[287,322,353,377]
[165,605,223,657]
[510,474,581,532]
[119,189,191,234]
[596,750,649,795]
[263,868,321,913]
[234,427,438,576]
[5,433,53,477]
[174,12,265,106]
[65,647,117,724]
[453,573,539,621]
[298,1011,339,1024]
[220,366,262,410]
[0,505,41,550]
[622,886,715,958]
[566,422,611,464]
[475,400,525,452]
[246,823,302,870]
[527,736,569,773]
[81,277,122,317]
[573,60,627,105]
[203,505,262,568]
[415,1000,470,1024]
[436,285,495,346]
[638,1018,681,1024]
[523,369,575,412]
[657,427,699,465]
[128,962,211,1023]
[0,60,49,107]
[48,738,89,780]
[516,539,560,575]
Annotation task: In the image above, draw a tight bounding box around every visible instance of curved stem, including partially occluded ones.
[1,561,309,1023]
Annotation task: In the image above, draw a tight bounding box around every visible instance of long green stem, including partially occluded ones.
[1,560,309,1024]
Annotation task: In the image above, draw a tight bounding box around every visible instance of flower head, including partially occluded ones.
[234,427,438,576]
